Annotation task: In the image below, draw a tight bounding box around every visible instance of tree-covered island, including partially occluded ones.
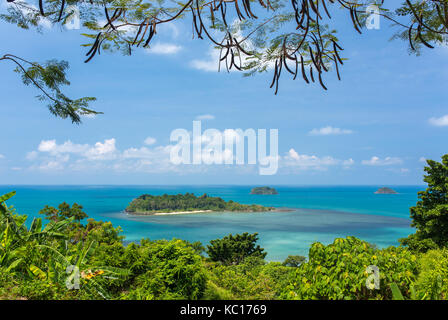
[250,187,278,195]
[125,193,275,215]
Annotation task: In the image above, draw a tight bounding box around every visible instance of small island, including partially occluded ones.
[374,187,398,194]
[126,193,275,215]
[250,187,278,195]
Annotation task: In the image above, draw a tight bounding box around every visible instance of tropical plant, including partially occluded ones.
[207,232,267,265]
[283,236,419,300]
[400,154,448,252]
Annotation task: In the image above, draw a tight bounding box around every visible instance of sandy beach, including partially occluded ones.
[152,210,213,216]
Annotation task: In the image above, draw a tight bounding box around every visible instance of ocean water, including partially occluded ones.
[0,185,422,261]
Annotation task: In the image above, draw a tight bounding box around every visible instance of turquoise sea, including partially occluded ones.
[0,185,423,261]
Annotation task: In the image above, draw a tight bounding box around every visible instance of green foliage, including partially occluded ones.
[400,154,448,252]
[389,282,405,300]
[282,255,306,267]
[126,193,272,214]
[39,202,88,222]
[0,55,98,123]
[412,249,448,299]
[204,258,294,300]
[250,187,278,195]
[119,239,207,300]
[283,237,419,300]
[207,232,267,265]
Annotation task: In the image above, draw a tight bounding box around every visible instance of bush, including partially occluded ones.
[120,239,207,300]
[283,237,418,300]
[413,249,448,299]
[206,232,267,265]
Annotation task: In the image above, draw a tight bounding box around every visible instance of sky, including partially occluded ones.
[0,2,447,185]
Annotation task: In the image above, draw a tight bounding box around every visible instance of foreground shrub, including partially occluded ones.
[413,249,448,299]
[283,236,418,300]
[204,257,294,300]
[120,239,207,300]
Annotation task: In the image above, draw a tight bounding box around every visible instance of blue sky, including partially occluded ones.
[0,3,447,185]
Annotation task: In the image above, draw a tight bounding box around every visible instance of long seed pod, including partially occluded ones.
[39,0,45,15]
[85,32,101,57]
[417,22,434,48]
[292,55,298,80]
[353,7,363,30]
[318,71,327,90]
[220,46,230,61]
[258,0,267,9]
[309,46,319,72]
[283,54,295,75]
[143,26,155,47]
[333,54,341,80]
[275,58,283,94]
[57,0,66,22]
[308,0,322,19]
[300,55,309,83]
[270,60,278,89]
[309,66,315,82]
[332,41,343,64]
[85,33,101,63]
[408,23,415,51]
[132,21,145,46]
[192,13,203,39]
[234,0,245,20]
[349,6,362,34]
[321,0,331,18]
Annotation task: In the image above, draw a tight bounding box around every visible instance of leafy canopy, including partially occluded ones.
[400,154,448,252]
[206,232,267,265]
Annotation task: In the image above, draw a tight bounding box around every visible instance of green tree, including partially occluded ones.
[39,202,88,223]
[2,0,448,121]
[207,232,267,265]
[282,255,306,267]
[283,236,418,300]
[400,154,448,252]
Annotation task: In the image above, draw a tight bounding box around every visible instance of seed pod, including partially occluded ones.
[321,0,331,19]
[318,70,327,90]
[39,0,45,15]
[57,0,65,22]
[350,6,362,34]
[408,23,415,51]
[333,54,341,80]
[300,55,310,84]
[310,66,315,82]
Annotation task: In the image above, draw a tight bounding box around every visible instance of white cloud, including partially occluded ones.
[196,114,215,120]
[429,115,448,127]
[0,154,4,159]
[343,158,355,166]
[147,43,182,55]
[190,48,221,72]
[309,126,354,136]
[38,140,89,155]
[361,156,403,166]
[282,148,353,171]
[144,137,157,145]
[419,157,427,163]
[84,139,117,160]
[26,151,38,160]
